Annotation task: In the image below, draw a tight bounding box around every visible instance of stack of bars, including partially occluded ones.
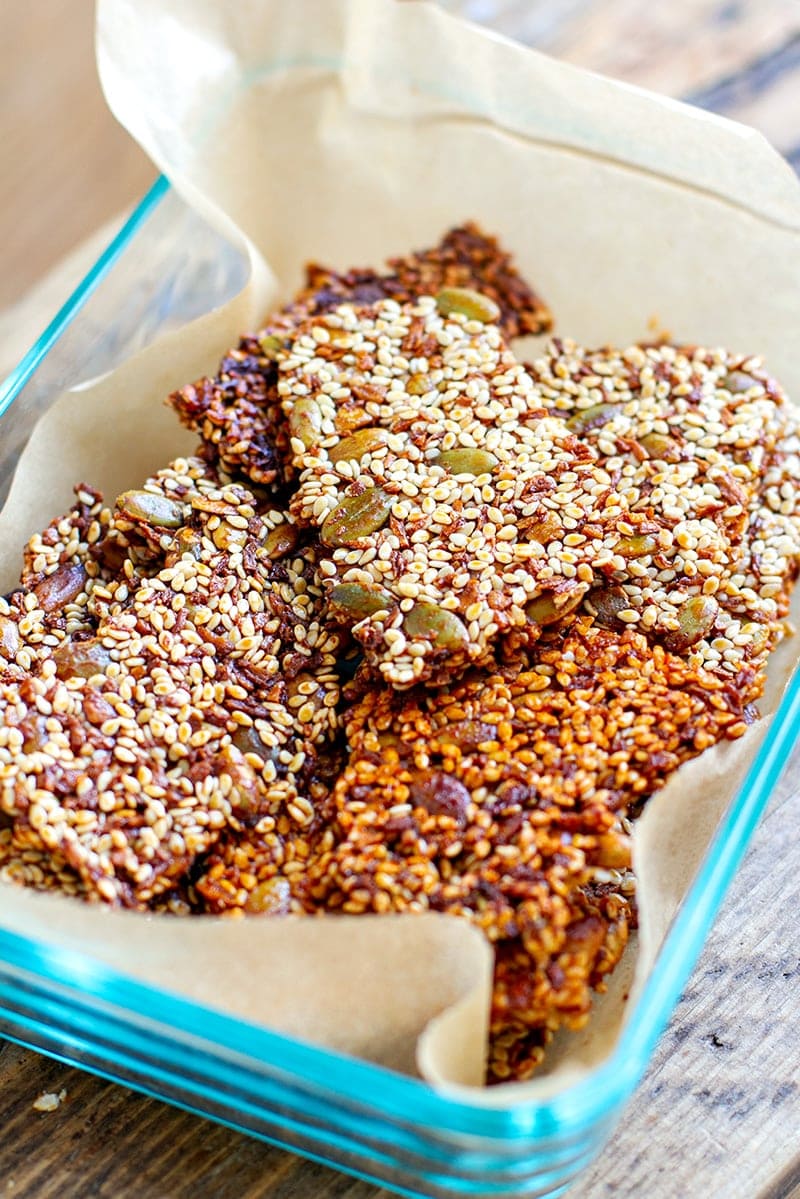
[2,226,799,1083]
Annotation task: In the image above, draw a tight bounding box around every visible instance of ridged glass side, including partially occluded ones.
[0,178,247,508]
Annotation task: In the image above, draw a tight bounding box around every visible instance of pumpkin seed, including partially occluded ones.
[525,586,586,627]
[245,876,291,915]
[432,448,498,477]
[116,490,186,528]
[616,533,658,558]
[586,585,629,628]
[262,522,299,560]
[328,427,388,464]
[231,725,280,764]
[663,595,719,653]
[53,638,113,680]
[168,528,203,561]
[566,402,618,435]
[639,432,681,461]
[0,615,20,657]
[289,397,323,449]
[435,287,500,324]
[404,602,468,649]
[329,583,394,620]
[259,333,285,360]
[723,370,759,394]
[212,523,248,551]
[320,488,393,546]
[34,564,88,612]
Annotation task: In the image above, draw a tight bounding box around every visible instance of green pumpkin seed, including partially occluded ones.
[320,488,393,546]
[566,402,618,436]
[639,432,681,461]
[404,602,468,649]
[663,595,719,653]
[616,533,658,558]
[244,876,291,915]
[328,427,388,464]
[259,334,285,360]
[116,490,187,528]
[329,583,394,620]
[723,370,759,394]
[34,564,88,612]
[169,528,203,561]
[0,615,20,657]
[262,522,299,560]
[53,638,113,681]
[289,397,323,449]
[586,585,629,628]
[435,287,501,325]
[432,448,498,477]
[525,587,586,627]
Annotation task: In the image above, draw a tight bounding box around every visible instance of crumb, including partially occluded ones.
[32,1088,67,1113]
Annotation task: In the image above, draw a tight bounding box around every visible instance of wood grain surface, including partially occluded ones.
[1,2,799,1198]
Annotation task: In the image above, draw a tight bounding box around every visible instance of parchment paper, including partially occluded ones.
[1,0,799,1103]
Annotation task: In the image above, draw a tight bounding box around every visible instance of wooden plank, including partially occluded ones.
[574,755,800,1198]
[445,0,800,102]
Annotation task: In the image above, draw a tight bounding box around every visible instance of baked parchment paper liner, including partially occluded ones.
[0,0,799,1101]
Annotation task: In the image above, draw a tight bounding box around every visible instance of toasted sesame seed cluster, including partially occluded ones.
[2,224,799,1085]
[294,618,753,1080]
[0,457,341,906]
[529,340,800,687]
[168,224,551,491]
[278,296,631,685]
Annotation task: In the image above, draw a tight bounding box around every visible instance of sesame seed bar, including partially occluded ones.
[0,822,92,902]
[298,222,552,341]
[278,617,754,1077]
[0,459,341,906]
[167,224,552,490]
[277,296,632,686]
[527,340,800,688]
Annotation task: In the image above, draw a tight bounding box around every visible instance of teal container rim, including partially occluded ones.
[1,176,798,1145]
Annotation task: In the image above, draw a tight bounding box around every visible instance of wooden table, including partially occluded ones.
[1,2,799,1197]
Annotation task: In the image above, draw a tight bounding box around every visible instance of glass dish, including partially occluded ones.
[1,180,799,1199]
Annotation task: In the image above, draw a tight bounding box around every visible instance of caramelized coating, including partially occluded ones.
[167,223,551,489]
[4,226,800,1086]
[0,459,340,906]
